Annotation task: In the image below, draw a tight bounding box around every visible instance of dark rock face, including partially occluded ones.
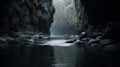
[0,0,55,67]
[0,0,55,36]
[75,0,120,41]
[74,0,120,67]
[81,0,120,26]
[74,0,88,32]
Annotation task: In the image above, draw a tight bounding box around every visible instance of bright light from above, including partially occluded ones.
[53,0,64,5]
[42,39,73,46]
[50,0,78,35]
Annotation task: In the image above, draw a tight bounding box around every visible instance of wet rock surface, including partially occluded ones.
[75,0,120,67]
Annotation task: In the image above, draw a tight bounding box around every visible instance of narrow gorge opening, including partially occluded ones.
[0,0,120,67]
[50,0,79,36]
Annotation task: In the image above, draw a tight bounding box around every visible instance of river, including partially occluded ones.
[39,36,83,67]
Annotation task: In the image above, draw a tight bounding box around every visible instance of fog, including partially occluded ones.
[50,0,79,36]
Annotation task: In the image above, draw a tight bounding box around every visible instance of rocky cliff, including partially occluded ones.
[0,0,55,67]
[75,0,120,41]
[0,0,55,36]
[75,0,120,67]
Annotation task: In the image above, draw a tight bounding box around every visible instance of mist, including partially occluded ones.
[50,0,79,36]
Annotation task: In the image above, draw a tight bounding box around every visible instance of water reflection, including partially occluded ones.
[39,36,79,67]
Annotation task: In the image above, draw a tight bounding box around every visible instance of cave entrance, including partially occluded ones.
[50,0,79,36]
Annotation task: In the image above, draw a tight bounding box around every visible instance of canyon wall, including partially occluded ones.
[75,0,120,41]
[75,0,120,67]
[0,0,55,36]
[0,0,55,67]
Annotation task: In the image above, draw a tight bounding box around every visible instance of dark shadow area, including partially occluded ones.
[0,44,54,67]
[75,0,120,67]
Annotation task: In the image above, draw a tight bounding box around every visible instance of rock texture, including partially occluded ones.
[74,0,120,67]
[74,0,88,32]
[0,0,55,36]
[0,0,55,67]
[75,0,120,40]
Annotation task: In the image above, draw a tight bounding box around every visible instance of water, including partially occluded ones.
[0,36,84,67]
[53,45,80,67]
[39,36,80,67]
[49,0,80,66]
[50,0,78,35]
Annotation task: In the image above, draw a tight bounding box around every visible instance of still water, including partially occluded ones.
[39,36,81,67]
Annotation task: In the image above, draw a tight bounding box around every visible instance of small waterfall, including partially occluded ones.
[50,0,79,36]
